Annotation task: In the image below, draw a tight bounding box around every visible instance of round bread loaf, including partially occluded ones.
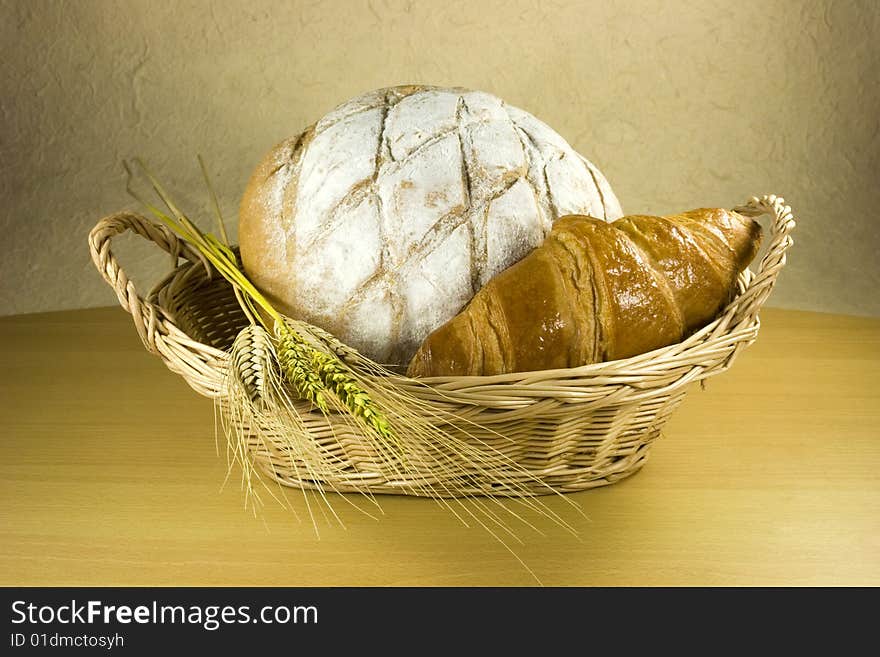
[239,85,623,365]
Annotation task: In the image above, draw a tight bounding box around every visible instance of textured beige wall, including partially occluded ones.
[1,0,878,317]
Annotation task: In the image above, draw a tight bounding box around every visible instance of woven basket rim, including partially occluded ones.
[88,195,796,400]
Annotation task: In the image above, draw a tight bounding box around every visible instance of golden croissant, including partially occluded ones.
[407,208,762,377]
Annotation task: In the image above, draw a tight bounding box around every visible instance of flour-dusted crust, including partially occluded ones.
[239,85,623,365]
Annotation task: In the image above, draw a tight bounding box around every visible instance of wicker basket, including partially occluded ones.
[88,195,795,496]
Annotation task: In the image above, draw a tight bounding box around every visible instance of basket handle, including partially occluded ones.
[727,194,797,326]
[88,211,210,354]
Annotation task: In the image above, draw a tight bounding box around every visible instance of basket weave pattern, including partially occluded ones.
[89,196,795,495]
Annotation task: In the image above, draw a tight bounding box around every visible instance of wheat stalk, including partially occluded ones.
[124,158,397,447]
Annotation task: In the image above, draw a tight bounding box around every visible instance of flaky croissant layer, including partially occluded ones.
[407,208,762,378]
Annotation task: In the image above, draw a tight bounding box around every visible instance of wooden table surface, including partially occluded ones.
[0,306,877,586]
